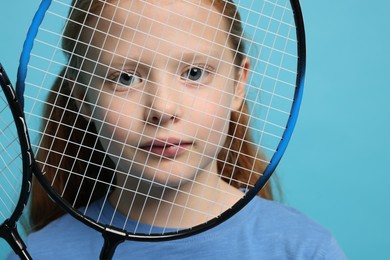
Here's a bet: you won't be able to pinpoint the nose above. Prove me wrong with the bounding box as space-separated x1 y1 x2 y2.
144 79 181 126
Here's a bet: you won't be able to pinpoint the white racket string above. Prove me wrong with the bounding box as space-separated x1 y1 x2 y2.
0 96 23 221
22 0 300 235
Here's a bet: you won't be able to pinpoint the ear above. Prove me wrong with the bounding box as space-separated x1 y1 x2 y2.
231 57 250 111
66 70 93 119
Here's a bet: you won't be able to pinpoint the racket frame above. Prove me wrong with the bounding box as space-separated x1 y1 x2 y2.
0 64 33 260
15 0 306 258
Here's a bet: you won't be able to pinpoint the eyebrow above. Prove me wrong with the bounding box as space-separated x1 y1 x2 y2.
94 40 231 74
179 49 226 63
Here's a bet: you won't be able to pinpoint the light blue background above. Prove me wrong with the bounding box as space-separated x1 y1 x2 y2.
0 0 389 259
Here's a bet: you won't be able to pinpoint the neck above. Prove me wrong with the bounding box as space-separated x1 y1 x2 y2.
108 163 243 229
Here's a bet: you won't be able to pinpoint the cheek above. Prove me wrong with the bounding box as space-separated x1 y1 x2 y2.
191 94 233 143
91 95 142 144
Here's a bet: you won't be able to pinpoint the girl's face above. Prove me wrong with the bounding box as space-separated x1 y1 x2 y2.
75 0 248 189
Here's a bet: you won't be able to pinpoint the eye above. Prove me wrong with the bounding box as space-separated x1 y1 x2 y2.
117 72 141 87
182 67 209 82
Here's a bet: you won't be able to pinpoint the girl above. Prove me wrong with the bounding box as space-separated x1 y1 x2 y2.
12 0 346 258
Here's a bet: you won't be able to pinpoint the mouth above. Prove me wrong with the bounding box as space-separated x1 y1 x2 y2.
139 138 193 158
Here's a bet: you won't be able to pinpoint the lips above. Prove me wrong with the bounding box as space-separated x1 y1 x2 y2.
139 138 192 158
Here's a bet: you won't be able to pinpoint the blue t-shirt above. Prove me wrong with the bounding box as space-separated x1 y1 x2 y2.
9 197 346 259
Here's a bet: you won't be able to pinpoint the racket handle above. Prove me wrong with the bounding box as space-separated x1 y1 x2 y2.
0 221 32 260
100 227 126 260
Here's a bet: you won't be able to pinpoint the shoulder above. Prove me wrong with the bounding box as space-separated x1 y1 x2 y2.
248 196 326 231
20 210 103 259
218 197 347 259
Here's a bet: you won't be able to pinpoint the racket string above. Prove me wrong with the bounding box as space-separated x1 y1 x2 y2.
0 86 24 221
22 0 301 236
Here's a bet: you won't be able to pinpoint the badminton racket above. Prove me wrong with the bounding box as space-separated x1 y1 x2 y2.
0 63 33 260
16 0 305 258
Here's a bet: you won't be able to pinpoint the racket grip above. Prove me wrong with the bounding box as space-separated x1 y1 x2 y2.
100 227 126 260
0 221 32 260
